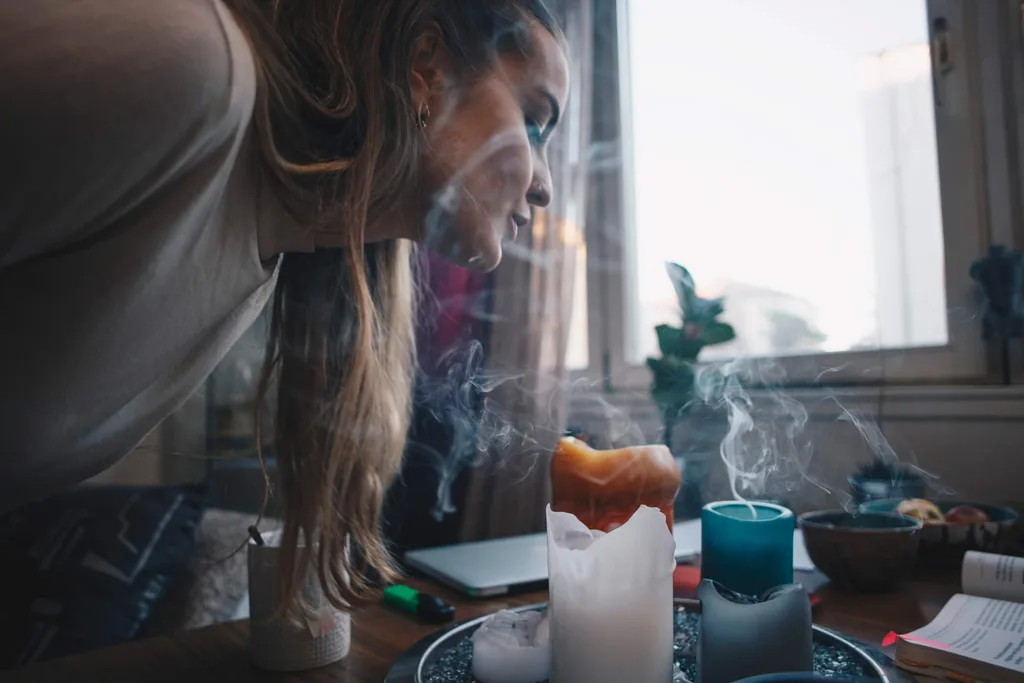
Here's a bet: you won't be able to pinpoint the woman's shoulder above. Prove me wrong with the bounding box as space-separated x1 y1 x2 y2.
2 0 256 137
0 0 258 266
133 0 259 144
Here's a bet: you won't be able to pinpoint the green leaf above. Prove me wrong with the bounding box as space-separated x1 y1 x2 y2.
665 262 696 313
655 324 705 360
654 325 683 356
701 321 736 346
647 356 686 380
647 357 696 413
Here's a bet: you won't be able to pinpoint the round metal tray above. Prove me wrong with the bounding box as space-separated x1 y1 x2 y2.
385 601 913 683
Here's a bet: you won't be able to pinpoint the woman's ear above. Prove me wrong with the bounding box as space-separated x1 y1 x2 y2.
410 23 453 107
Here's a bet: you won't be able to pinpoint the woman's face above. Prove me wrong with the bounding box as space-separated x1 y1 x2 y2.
414 20 570 271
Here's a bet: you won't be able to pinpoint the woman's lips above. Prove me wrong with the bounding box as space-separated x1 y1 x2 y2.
510 213 529 241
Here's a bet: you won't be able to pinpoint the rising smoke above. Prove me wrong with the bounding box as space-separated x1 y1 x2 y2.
414 336 949 521
412 340 518 520
414 260 945 519
411 339 646 521
693 357 945 511
694 359 822 506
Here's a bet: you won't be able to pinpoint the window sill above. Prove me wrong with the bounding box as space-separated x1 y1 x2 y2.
567 383 1024 422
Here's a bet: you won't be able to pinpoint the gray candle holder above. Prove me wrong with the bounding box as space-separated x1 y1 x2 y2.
697 579 813 683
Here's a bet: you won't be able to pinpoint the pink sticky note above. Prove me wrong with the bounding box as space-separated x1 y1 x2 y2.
903 634 951 649
883 631 951 650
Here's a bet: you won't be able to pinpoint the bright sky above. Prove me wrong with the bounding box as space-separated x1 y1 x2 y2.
626 0 934 352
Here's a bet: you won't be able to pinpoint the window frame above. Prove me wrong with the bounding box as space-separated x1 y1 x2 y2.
570 0 1014 391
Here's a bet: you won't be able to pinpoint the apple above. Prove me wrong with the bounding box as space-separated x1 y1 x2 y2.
944 505 990 524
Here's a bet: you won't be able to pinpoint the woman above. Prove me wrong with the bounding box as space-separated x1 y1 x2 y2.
0 0 569 612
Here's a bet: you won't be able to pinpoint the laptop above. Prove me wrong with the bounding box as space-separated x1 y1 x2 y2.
403 519 705 597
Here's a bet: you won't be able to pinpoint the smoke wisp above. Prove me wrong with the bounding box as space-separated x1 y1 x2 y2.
693 357 947 511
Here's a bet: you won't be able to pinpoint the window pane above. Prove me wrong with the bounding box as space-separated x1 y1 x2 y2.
566 240 590 370
624 0 948 364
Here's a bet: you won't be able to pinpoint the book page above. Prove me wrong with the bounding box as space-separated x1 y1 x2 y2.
903 594 1024 673
963 551 1024 603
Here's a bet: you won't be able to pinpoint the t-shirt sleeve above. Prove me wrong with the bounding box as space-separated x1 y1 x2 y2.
0 0 256 269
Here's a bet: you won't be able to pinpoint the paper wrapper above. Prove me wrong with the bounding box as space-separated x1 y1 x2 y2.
247 530 351 671
546 504 675 683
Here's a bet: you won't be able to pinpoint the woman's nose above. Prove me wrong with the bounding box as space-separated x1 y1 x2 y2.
527 168 552 208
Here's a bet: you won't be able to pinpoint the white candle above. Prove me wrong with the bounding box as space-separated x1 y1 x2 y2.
471 609 551 683
546 504 676 683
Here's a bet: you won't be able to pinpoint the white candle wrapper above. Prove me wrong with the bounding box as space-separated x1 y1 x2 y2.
247 530 351 671
472 609 551 683
547 504 675 683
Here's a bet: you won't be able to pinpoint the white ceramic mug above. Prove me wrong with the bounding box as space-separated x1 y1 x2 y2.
247 529 351 671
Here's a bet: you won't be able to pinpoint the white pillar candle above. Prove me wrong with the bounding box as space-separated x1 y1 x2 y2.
546 504 676 683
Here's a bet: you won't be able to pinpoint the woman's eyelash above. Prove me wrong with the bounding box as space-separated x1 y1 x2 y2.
525 117 546 144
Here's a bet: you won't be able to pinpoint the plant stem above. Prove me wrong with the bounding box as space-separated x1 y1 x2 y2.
663 407 676 451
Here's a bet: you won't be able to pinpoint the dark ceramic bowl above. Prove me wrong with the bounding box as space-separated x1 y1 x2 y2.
798 510 922 592
858 498 1019 566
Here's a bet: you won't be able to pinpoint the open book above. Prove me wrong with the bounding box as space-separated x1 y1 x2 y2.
894 551 1024 683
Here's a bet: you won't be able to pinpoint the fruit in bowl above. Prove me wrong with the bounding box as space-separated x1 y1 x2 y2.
943 505 990 524
895 498 944 524
860 498 1018 565
894 499 992 525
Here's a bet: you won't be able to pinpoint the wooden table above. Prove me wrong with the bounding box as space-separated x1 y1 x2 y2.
5 575 958 683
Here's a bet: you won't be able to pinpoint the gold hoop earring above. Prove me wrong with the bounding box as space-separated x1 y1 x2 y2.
418 102 430 130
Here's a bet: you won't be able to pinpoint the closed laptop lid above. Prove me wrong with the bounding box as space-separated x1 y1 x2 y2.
403 519 704 596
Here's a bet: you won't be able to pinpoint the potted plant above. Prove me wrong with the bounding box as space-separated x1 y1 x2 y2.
848 457 927 504
646 263 737 517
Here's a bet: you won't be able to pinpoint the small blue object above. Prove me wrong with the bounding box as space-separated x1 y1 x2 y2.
701 501 794 596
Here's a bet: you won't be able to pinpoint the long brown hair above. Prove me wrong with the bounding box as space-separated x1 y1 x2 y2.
221 0 562 612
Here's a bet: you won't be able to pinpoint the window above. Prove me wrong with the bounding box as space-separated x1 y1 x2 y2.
568 0 997 386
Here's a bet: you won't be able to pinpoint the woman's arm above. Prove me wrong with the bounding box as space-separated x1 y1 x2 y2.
0 0 255 268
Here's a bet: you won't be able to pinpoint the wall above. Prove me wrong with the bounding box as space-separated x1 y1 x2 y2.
160 390 211 485
567 386 1024 512
86 427 164 486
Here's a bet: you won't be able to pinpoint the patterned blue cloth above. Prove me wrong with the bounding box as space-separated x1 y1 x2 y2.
0 484 205 668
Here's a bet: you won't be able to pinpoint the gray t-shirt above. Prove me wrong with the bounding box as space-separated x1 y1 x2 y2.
0 0 278 510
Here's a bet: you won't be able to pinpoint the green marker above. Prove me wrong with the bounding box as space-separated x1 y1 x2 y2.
383 585 455 624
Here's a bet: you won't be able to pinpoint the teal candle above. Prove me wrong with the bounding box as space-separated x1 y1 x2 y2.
701 501 794 596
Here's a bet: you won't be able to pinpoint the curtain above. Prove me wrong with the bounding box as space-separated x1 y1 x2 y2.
460 0 594 540
384 252 489 552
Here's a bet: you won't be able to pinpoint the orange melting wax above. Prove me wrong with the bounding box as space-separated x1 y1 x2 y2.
550 437 681 532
